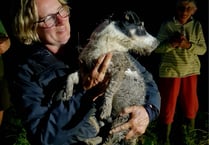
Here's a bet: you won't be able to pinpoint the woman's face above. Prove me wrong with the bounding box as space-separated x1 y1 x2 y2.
35 0 71 52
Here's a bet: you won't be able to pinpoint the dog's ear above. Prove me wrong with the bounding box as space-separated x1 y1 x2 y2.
124 11 142 25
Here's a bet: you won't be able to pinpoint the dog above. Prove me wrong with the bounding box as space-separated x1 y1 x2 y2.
64 11 159 145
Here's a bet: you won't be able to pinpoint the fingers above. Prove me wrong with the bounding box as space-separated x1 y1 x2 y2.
98 52 112 73
110 123 145 139
94 54 106 71
125 130 139 140
84 53 112 90
109 122 130 134
125 127 144 140
110 105 149 140
120 105 139 115
92 53 112 82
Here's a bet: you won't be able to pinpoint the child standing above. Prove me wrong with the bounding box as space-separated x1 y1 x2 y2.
154 0 207 144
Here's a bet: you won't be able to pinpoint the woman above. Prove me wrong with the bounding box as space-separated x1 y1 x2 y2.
5 0 161 144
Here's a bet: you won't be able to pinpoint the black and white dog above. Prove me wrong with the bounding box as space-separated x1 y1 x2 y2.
64 11 159 145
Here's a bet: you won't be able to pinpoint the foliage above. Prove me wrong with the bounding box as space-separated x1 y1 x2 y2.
140 112 209 145
0 106 208 145
0 107 30 145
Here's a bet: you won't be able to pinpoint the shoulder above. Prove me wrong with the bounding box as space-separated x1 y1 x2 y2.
187 18 203 29
192 19 202 26
25 45 68 75
7 43 68 79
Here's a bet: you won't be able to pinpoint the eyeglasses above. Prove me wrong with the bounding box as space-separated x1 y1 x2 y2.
36 5 70 28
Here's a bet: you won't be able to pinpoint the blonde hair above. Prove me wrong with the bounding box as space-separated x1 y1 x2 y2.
176 0 197 8
13 0 68 45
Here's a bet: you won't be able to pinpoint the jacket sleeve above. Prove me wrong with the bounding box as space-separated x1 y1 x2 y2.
154 21 175 54
129 54 161 121
187 21 207 55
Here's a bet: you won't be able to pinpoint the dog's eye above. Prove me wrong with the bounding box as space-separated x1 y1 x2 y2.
138 21 144 27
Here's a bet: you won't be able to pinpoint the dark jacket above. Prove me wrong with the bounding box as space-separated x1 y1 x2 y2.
6 43 100 145
5 42 160 145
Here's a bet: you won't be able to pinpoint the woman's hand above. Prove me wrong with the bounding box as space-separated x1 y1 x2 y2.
110 105 150 140
82 52 112 101
82 52 112 90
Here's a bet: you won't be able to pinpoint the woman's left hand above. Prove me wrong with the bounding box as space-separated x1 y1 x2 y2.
82 53 112 90
110 105 150 140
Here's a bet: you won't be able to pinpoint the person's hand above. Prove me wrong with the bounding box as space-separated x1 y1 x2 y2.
109 105 149 140
0 37 10 54
178 36 191 49
81 52 112 101
169 33 191 49
82 52 112 90
169 32 182 48
85 73 111 101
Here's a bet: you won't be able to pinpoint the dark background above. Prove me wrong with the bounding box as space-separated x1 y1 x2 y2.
0 0 208 112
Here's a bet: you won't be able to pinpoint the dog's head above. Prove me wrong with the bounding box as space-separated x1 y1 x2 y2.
79 11 159 65
110 11 160 55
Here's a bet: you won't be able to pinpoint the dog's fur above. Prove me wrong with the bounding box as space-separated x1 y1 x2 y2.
64 11 159 145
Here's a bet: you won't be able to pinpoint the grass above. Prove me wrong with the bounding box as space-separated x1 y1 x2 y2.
141 111 209 145
0 106 208 145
